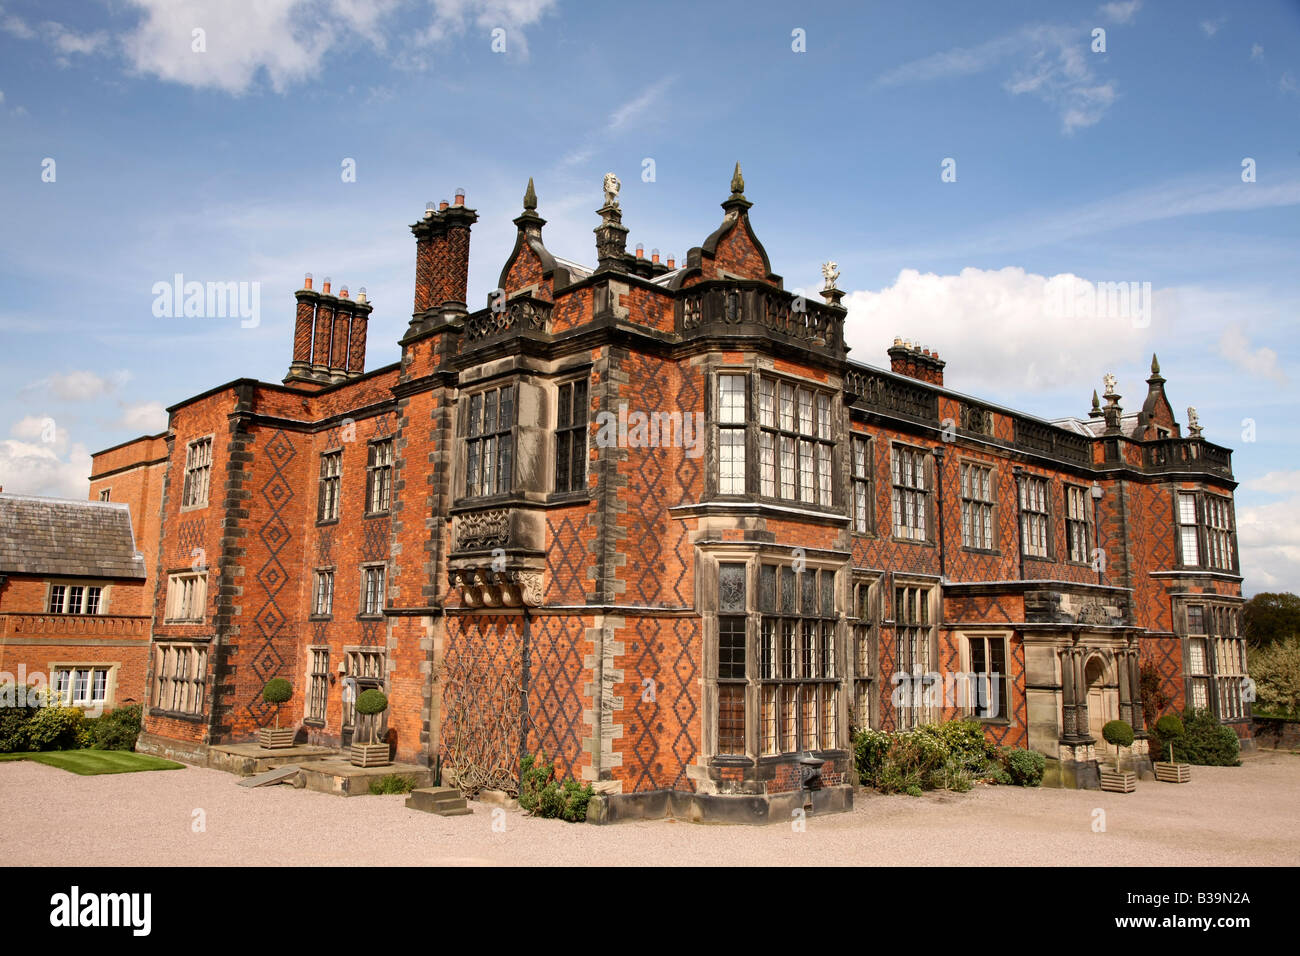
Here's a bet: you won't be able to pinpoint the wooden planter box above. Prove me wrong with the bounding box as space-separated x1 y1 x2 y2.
258 728 296 750
350 742 391 768
1154 762 1191 784
1099 768 1137 793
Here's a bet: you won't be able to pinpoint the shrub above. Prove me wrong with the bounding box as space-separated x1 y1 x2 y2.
92 705 142 752
25 706 90 751
368 773 418 795
1000 747 1046 787
354 689 388 746
0 686 39 753
518 752 594 822
989 767 1013 786
1248 636 1300 717
1177 708 1241 766
853 719 996 794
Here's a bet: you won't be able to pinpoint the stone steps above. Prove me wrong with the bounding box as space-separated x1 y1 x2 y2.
405 786 471 816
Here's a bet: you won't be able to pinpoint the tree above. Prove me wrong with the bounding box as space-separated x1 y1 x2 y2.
1243 592 1300 648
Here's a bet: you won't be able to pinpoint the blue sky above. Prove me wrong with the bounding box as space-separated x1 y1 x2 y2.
0 0 1297 592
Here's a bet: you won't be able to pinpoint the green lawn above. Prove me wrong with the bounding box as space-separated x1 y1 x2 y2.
0 750 184 775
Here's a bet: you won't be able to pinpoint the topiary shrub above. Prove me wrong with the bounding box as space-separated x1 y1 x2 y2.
92 705 143 752
355 689 388 745
1177 708 1241 766
25 705 90 751
1102 719 1135 769
1153 713 1186 762
261 678 293 729
1000 747 1046 786
518 752 594 822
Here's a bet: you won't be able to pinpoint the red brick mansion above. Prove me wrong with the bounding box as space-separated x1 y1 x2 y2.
91 167 1249 821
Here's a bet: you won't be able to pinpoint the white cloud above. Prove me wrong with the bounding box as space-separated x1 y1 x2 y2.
26 369 132 401
1200 18 1224 38
1282 72 1297 95
1243 471 1300 496
118 401 168 433
1251 43 1264 60
608 77 674 131
1 14 35 40
1237 491 1300 593
1218 324 1287 384
113 0 555 93
841 266 1153 393
875 21 1127 134
0 438 92 499
2 13 105 55
1100 1 1140 24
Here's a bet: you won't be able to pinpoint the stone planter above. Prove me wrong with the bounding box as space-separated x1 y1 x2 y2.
1099 768 1137 793
350 742 391 768
258 727 296 750
1154 761 1191 784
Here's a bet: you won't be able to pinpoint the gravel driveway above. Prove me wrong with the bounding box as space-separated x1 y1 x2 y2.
4 750 1297 866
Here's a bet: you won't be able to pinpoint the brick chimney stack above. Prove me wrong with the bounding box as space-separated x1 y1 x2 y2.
284 274 373 385
410 190 478 327
888 337 946 387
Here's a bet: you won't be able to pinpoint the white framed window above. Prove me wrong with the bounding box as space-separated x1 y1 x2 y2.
47 583 105 615
52 666 110 707
1177 492 1200 566
153 643 207 715
891 445 930 541
182 437 213 509
960 462 994 550
964 635 1009 720
98 489 111 502
313 569 334 617
307 647 329 722
894 583 936 729
366 440 393 513
318 451 342 521
851 436 872 534
1020 475 1049 557
1204 495 1234 571
1066 484 1090 563
717 373 747 495
164 572 207 622
361 565 385 616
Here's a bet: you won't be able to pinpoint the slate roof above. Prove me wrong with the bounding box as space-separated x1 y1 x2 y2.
0 493 147 579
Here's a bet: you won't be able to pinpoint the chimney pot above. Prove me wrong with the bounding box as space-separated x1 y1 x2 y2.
340 285 349 299
322 276 332 295
651 247 660 263
304 272 313 290
635 243 644 258
439 199 449 211
454 187 465 205
425 201 435 218
357 286 367 304
667 256 676 268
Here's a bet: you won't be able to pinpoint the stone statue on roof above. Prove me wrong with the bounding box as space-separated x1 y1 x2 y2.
602 172 621 209
821 261 840 290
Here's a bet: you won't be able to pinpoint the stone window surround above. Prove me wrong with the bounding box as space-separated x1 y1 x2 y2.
1174 488 1237 574
697 543 851 767
179 433 215 513
889 440 935 545
162 569 207 624
48 661 121 710
957 456 998 554
1173 595 1248 723
706 363 842 513
956 630 1012 725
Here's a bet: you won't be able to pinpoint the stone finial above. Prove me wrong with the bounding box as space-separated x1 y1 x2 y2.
1187 406 1203 438
1089 389 1103 418
1103 372 1118 398
730 162 745 196
1151 353 1160 375
523 176 537 211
